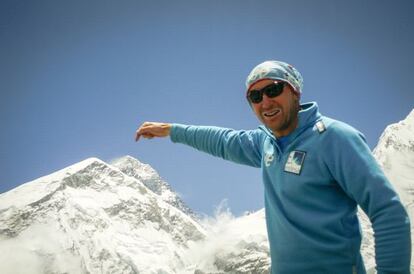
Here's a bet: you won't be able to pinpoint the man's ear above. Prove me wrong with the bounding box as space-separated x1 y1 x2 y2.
289 88 301 111
294 92 301 101
288 86 300 100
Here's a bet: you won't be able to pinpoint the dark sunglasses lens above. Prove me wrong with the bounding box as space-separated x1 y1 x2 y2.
248 82 284 104
265 82 284 98
248 90 262 103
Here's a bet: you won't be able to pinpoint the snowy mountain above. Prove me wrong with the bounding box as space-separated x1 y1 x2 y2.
111 156 198 220
0 158 205 274
373 109 414 211
356 109 414 273
0 156 269 274
185 207 270 274
371 109 414 272
0 109 413 274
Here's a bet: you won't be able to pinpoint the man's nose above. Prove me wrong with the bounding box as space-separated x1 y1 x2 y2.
261 93 274 106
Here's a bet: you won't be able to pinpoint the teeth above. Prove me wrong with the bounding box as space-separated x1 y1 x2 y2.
264 109 280 117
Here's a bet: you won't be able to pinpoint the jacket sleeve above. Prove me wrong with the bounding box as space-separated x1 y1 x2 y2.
323 124 411 274
169 124 263 168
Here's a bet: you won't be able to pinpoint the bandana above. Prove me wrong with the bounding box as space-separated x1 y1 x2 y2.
246 60 304 94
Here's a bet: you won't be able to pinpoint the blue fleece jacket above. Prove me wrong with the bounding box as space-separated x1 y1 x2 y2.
170 102 411 274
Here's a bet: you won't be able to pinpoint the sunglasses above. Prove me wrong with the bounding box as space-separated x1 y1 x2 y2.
247 81 285 104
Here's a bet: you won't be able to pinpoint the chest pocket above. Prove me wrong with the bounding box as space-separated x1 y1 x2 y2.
284 150 307 175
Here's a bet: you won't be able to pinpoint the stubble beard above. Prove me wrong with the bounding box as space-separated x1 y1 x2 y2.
269 98 300 136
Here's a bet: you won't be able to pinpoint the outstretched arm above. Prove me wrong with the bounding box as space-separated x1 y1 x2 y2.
135 122 263 168
168 124 263 168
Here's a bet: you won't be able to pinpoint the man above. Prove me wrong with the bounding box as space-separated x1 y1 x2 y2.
135 60 411 274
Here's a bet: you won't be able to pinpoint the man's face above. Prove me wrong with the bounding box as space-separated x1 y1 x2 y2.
248 79 300 137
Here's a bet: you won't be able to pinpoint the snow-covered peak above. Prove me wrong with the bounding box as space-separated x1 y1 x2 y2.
374 109 414 155
111 155 169 196
0 157 106 210
111 155 160 182
0 156 205 274
111 155 198 220
405 108 414 124
373 108 414 208
0 155 271 273
368 108 414 273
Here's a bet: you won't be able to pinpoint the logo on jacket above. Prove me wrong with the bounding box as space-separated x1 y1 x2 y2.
284 151 306 175
264 152 275 167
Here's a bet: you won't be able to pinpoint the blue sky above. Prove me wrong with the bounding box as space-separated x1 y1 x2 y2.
1 0 413 216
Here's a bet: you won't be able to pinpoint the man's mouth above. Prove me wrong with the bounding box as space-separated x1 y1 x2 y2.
263 109 281 118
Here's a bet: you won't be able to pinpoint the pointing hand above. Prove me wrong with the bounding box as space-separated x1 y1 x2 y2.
135 122 172 142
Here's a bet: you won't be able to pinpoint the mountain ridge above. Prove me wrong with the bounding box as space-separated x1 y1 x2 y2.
0 157 206 273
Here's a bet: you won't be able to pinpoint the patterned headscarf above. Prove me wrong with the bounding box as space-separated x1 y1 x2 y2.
246 60 304 95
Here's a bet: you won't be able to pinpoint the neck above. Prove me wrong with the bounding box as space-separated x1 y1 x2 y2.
273 117 299 138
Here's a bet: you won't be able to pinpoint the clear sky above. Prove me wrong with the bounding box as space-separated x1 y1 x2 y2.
1 0 413 216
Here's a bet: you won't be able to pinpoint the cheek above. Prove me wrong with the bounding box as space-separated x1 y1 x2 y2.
251 104 260 114
251 105 264 119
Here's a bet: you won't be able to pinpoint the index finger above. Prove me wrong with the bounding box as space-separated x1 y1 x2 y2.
135 126 146 142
